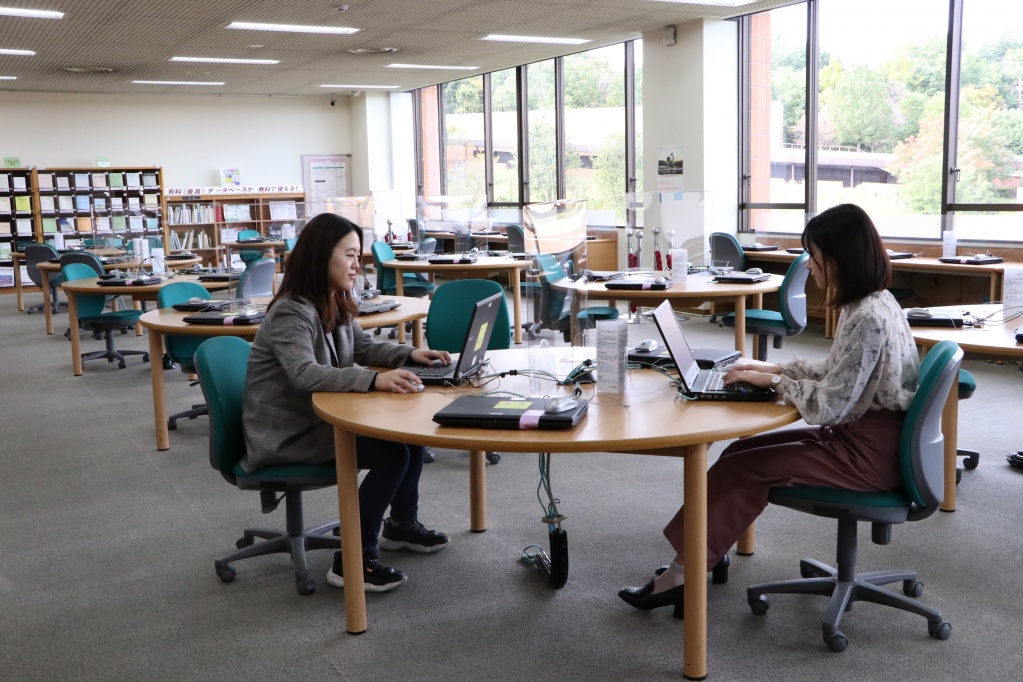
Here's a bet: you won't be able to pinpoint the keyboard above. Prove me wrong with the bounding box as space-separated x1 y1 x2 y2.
415 363 451 377
704 373 725 391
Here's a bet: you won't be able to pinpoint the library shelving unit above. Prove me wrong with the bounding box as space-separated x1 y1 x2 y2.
1 168 39 293
38 166 165 249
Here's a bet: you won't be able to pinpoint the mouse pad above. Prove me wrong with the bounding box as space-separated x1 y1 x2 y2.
433 395 587 430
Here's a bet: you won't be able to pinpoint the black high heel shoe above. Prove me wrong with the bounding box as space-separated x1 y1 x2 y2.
654 554 730 584
617 581 686 619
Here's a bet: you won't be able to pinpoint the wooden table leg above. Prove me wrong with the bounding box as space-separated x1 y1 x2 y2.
334 427 367 634
43 270 55 335
732 295 746 356
411 319 424 348
511 268 522 344
737 523 755 556
394 277 407 345
148 329 170 451
13 256 25 311
469 449 487 532
134 300 144 336
940 376 959 512
682 443 708 681
68 291 83 376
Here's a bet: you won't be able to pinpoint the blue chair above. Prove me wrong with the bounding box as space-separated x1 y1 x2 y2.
158 282 214 431
532 253 619 342
709 233 746 323
747 340 961 652
722 253 810 360
371 241 436 298
60 262 150 369
236 229 264 267
194 337 340 596
236 258 276 299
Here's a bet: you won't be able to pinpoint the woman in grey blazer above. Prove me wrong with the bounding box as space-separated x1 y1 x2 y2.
243 213 451 592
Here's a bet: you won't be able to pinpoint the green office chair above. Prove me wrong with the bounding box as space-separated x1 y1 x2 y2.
236 229 264 267
284 237 297 252
708 232 746 323
60 263 150 369
423 279 511 465
531 253 619 342
721 253 810 361
157 282 214 430
747 339 961 652
371 241 436 339
194 336 341 596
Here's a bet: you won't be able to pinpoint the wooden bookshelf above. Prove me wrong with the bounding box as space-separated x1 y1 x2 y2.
1 168 40 292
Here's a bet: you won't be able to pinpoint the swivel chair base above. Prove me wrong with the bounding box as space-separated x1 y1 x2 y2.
214 490 341 596
168 404 209 430
80 329 150 370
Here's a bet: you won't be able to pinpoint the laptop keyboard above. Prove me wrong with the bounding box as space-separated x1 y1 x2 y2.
415 364 453 377
704 372 725 391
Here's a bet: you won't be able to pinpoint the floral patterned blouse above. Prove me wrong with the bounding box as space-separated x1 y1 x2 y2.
775 290 920 426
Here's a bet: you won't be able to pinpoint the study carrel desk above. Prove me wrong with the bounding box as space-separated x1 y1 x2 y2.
312 348 799 680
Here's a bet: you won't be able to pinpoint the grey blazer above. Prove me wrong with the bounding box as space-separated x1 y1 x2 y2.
241 295 413 472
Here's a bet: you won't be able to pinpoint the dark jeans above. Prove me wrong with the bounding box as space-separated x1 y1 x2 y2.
355 436 424 554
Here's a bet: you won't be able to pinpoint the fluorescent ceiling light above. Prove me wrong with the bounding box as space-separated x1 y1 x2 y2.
171 56 279 65
226 21 359 35
319 84 399 89
480 34 590 45
132 80 225 86
0 8 64 19
0 49 35 56
0 75 16 80
386 63 478 71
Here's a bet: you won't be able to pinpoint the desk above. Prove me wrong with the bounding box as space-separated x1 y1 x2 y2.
138 296 430 451
312 348 799 680
910 304 1023 512
10 248 126 312
37 256 202 335
385 256 529 344
557 273 784 357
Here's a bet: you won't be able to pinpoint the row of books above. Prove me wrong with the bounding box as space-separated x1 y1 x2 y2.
169 230 213 250
168 203 217 225
39 215 160 234
1 219 34 236
0 174 30 192
33 194 160 213
37 172 158 191
0 196 33 213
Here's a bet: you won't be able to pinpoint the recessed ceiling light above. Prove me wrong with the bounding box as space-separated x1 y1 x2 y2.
386 63 478 71
0 75 16 80
346 47 399 54
132 80 225 86
0 8 64 19
226 21 359 35
480 34 590 45
63 66 115 73
171 56 280 65
319 84 399 89
0 49 35 56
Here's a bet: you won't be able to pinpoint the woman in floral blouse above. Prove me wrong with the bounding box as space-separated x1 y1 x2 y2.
619 203 920 616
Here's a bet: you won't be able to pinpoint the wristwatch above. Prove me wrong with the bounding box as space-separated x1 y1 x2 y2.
771 374 783 386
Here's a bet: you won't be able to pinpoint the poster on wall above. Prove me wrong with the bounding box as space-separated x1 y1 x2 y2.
302 154 351 217
220 167 242 187
657 145 685 192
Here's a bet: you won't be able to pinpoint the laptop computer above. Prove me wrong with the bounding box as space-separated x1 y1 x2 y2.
650 300 776 401
742 244 779 251
433 395 587 430
404 291 502 386
713 272 771 284
886 250 915 260
172 299 231 312
905 310 964 328
95 275 162 286
182 310 264 325
428 253 478 265
605 276 672 291
937 255 1004 265
358 299 401 316
198 271 242 282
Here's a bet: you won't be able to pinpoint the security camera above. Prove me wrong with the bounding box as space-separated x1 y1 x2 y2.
330 96 336 106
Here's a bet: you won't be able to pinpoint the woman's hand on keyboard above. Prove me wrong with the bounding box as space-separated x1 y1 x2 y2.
410 348 451 366
723 368 776 389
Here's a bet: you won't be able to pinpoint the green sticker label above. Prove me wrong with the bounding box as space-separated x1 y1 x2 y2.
474 321 489 351
3 158 20 168
494 400 532 410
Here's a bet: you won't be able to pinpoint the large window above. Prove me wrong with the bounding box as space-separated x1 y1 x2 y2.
490 68 520 204
443 76 486 204
527 60 557 203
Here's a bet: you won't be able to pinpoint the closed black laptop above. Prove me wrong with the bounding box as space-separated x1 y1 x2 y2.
172 299 230 312
713 272 771 284
95 276 162 286
742 244 778 251
433 395 587 430
198 271 242 282
651 300 775 402
358 299 401 315
886 250 915 260
404 291 501 385
182 310 264 325
428 253 478 265
937 255 1004 265
605 276 672 291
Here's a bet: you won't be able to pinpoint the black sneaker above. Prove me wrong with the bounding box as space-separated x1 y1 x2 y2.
379 518 450 553
326 551 407 593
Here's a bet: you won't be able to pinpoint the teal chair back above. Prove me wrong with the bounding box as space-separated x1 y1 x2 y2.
158 282 213 371
284 237 297 252
125 237 163 251
426 279 511 353
505 224 528 253
535 252 571 325
371 241 398 293
236 258 276 299
778 253 810 330
61 262 107 318
195 337 251 483
237 230 263 266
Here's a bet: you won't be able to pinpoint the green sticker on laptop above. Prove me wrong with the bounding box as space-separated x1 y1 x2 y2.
493 400 533 410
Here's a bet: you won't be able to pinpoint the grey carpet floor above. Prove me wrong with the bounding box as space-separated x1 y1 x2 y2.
2 295 1022 681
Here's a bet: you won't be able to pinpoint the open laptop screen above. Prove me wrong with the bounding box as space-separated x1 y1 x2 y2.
650 300 701 390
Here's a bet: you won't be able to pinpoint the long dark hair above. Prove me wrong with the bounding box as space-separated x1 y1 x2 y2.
801 204 891 308
271 213 362 331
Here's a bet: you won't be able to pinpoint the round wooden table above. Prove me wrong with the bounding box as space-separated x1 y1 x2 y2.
312 348 799 680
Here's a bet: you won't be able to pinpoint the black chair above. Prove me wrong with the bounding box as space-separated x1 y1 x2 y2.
61 263 150 369
24 243 66 314
194 336 340 596
746 340 961 652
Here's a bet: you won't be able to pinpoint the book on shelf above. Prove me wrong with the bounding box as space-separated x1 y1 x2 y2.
111 216 127 233
0 197 10 213
143 194 158 207
0 243 11 259
92 173 107 188
142 174 157 188
110 196 124 210
58 195 74 211
94 216 111 233
13 176 27 191
94 197 106 211
144 217 159 232
74 195 90 211
42 218 58 233
108 172 124 188
220 227 239 243
128 215 143 232
64 238 83 249
74 173 90 189
37 174 54 190
126 172 142 188
16 218 33 235
39 195 55 212
56 176 71 190
0 221 11 235
78 217 93 233
127 196 140 210
222 204 252 221
14 196 31 212
269 201 298 220
0 174 8 191
0 266 14 288
58 217 75 233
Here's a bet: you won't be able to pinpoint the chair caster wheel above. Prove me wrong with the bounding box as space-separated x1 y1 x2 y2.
162 354 176 370
143 353 150 363
120 328 128 335
236 536 254 549
903 580 923 597
486 451 501 465
964 454 979 469
711 554 729 584
118 361 127 369
824 631 848 652
216 565 236 583
955 466 962 485
423 449 436 463
748 594 769 615
928 620 951 640
168 420 177 431
297 577 317 596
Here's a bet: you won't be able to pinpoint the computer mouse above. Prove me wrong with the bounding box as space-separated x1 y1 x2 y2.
188 296 207 304
746 268 763 275
906 308 932 318
635 338 659 353
973 253 986 260
886 249 896 256
408 382 425 392
753 242 764 248
544 397 579 414
239 307 259 317
653 276 667 284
